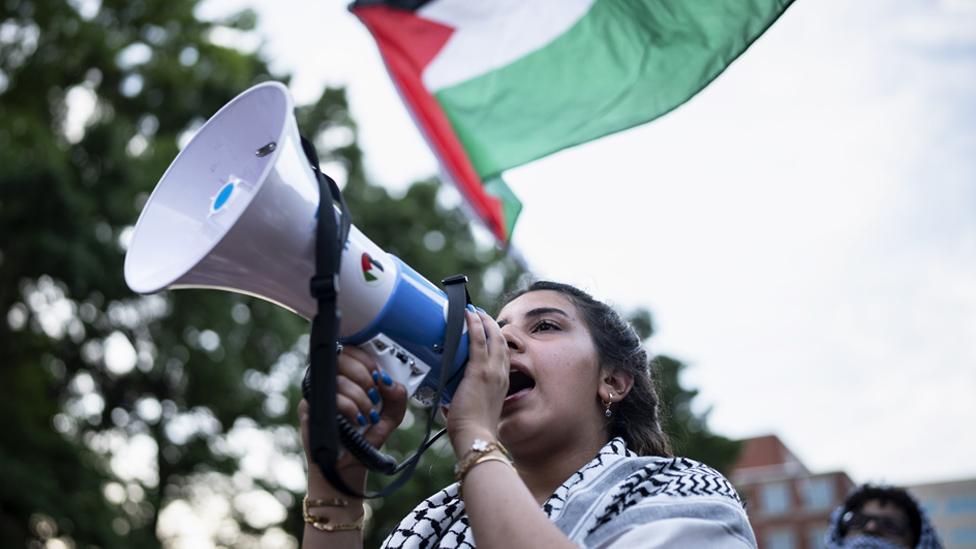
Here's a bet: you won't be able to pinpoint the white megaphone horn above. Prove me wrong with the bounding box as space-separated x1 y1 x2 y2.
123 81 467 406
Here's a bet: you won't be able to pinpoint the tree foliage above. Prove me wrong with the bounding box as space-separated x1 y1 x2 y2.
1 1 736 547
627 310 741 474
1 0 299 546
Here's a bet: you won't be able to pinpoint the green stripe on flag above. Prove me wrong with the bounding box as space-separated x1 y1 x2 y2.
435 0 791 179
483 176 523 240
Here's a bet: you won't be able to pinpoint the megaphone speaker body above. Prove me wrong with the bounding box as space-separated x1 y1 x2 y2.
124 82 466 405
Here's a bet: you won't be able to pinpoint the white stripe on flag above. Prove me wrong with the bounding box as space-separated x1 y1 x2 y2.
419 0 596 90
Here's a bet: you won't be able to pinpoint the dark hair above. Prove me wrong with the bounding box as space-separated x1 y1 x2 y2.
501 281 672 457
841 484 922 547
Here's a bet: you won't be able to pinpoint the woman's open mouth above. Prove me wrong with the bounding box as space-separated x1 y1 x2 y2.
504 368 536 403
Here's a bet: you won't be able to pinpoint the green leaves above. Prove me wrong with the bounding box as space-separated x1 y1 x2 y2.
652 354 741 474
1 0 285 545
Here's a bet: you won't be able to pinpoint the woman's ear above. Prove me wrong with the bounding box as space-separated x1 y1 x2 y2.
598 369 634 403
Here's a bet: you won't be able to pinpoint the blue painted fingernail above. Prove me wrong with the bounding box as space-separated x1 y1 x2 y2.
356 413 367 426
382 372 393 386
369 410 380 424
368 388 380 404
372 371 380 384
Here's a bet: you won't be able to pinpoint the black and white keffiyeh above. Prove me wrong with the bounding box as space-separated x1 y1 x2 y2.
381 437 755 548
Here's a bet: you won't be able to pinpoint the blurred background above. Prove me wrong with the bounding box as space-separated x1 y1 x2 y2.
1 0 974 548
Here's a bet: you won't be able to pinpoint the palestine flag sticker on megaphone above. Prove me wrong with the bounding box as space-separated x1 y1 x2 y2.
361 253 384 283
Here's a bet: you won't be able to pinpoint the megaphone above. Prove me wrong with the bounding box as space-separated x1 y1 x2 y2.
123 81 468 406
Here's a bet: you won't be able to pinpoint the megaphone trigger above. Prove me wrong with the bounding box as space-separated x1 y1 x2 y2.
362 335 431 398
334 334 434 436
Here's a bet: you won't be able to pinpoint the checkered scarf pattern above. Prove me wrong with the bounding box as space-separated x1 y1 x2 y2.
380 437 750 548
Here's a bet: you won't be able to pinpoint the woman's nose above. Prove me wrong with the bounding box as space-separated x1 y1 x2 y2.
501 326 524 353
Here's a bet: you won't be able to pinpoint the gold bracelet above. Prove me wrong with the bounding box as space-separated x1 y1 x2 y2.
304 512 365 532
303 495 349 510
303 495 365 532
458 454 516 498
453 438 513 481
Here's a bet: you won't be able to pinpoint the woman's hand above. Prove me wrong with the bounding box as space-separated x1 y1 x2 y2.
446 310 511 456
299 345 408 496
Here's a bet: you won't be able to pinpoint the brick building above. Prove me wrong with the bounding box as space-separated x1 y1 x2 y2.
731 434 976 548
731 435 854 549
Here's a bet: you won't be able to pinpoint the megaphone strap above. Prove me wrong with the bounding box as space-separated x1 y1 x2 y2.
304 134 345 492
301 134 472 499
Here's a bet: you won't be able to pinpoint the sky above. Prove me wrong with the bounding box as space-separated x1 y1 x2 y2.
197 0 976 487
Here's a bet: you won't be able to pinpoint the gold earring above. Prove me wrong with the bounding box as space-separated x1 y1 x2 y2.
603 391 614 418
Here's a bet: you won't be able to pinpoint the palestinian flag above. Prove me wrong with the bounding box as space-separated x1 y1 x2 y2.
351 0 793 243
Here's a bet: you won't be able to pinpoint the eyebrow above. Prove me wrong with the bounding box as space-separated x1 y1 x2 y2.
497 307 570 329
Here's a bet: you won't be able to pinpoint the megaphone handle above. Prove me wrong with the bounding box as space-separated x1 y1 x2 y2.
301 364 397 473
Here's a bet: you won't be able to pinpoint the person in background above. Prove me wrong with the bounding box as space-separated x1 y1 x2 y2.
825 484 943 549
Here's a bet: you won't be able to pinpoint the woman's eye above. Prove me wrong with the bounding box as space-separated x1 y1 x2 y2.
533 320 560 332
